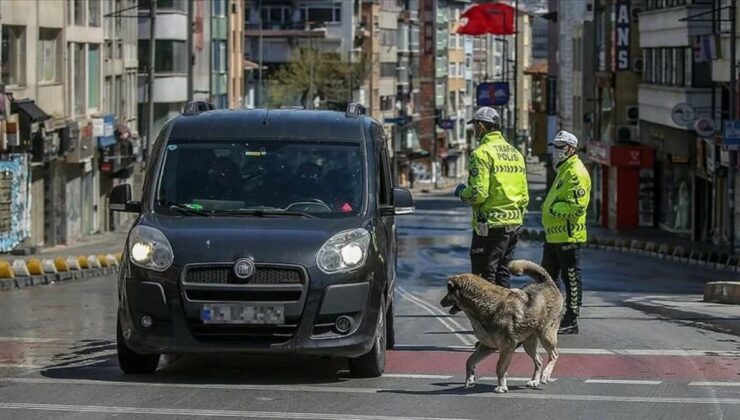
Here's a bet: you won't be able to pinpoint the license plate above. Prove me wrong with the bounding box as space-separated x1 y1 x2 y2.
200 304 285 325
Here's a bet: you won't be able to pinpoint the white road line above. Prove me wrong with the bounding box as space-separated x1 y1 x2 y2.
689 382 740 387
396 287 472 338
585 379 663 385
393 344 740 357
0 363 43 369
0 337 62 343
396 287 474 346
3 378 740 405
479 377 554 382
383 374 453 380
0 402 472 420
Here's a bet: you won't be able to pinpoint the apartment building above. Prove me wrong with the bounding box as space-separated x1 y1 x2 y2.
0 0 140 251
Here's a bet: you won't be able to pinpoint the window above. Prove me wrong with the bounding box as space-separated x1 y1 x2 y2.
73 43 86 115
89 0 101 26
213 0 226 17
380 63 396 78
1 25 26 86
38 29 60 83
410 26 420 51
380 29 396 46
138 40 188 73
301 3 342 24
684 47 692 87
213 40 227 73
380 96 394 111
156 0 187 12
88 44 100 109
260 6 291 28
449 63 456 77
73 0 85 26
665 48 674 85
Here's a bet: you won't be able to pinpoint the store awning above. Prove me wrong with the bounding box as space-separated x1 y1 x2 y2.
11 99 50 123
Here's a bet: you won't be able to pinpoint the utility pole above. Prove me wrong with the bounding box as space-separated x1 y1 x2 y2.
187 0 193 101
513 0 519 150
147 0 156 160
258 0 264 108
728 0 737 255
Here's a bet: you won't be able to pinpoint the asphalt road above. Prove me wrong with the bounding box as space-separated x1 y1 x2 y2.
0 194 738 420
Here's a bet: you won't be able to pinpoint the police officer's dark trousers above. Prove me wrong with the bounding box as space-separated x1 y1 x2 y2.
470 226 520 288
541 242 582 319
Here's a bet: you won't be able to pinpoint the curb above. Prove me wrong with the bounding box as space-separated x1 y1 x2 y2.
0 259 120 292
519 227 739 273
704 281 740 305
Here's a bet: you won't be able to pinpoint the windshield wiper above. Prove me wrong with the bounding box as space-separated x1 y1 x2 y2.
214 208 316 219
156 200 213 216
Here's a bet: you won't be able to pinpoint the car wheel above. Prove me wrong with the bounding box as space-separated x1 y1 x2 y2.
117 315 160 374
349 296 387 378
385 298 395 350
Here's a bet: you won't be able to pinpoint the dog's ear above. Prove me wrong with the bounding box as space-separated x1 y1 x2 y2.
447 279 459 292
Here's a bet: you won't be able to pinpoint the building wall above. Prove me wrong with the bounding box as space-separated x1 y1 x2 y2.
557 0 588 132
228 0 245 108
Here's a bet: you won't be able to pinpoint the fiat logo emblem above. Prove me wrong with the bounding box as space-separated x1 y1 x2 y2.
234 259 255 279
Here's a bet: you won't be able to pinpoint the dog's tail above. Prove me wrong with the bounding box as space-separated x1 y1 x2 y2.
508 260 556 285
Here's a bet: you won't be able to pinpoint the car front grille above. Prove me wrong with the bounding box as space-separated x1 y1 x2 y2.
184 265 304 285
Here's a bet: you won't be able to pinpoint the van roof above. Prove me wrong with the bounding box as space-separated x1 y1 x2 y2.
168 108 372 142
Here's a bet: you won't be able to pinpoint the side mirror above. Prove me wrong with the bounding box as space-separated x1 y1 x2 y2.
109 184 142 213
392 188 414 215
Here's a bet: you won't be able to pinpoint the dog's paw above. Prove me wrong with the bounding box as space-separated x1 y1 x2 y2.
465 375 476 389
493 385 509 393
526 380 540 388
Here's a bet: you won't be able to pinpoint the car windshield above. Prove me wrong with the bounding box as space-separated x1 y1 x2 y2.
156 139 365 217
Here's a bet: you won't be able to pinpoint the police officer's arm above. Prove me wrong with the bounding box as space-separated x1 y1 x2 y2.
460 152 489 204
550 173 590 219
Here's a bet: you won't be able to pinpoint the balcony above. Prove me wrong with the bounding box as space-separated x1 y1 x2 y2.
244 21 330 39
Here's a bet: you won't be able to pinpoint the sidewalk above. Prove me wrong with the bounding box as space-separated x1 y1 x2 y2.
3 232 127 261
623 294 740 336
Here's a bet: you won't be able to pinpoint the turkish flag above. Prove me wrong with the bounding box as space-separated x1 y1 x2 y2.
457 2 515 36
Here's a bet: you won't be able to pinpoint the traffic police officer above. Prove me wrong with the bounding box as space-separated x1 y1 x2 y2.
454 107 529 288
541 130 591 334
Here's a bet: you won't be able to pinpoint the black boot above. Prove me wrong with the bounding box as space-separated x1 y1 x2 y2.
558 315 579 335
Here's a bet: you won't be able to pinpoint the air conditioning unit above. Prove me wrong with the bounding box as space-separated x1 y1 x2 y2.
617 125 639 142
633 58 644 73
625 105 639 123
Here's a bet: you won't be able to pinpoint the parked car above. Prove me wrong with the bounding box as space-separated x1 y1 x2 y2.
110 102 414 377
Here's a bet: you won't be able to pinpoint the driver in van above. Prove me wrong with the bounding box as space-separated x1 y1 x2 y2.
202 157 243 201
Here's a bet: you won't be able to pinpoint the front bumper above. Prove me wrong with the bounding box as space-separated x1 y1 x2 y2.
118 262 384 358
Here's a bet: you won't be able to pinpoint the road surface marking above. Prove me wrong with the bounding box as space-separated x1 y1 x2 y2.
396 287 474 346
409 210 469 216
0 363 43 369
383 374 453 380
0 403 472 420
393 344 740 357
689 382 740 387
0 337 62 343
479 377 553 382
585 379 663 385
4 378 740 405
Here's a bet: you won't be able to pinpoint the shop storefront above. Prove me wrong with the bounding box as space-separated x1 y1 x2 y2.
587 141 655 231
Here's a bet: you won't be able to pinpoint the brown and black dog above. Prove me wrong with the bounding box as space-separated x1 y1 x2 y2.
440 260 562 393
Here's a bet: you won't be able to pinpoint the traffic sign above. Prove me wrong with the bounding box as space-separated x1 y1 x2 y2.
438 119 454 130
723 119 740 150
671 103 695 127
476 82 510 106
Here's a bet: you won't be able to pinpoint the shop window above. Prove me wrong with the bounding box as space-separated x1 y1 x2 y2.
659 165 692 233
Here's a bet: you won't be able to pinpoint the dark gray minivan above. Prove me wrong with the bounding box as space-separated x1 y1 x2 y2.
109 103 414 377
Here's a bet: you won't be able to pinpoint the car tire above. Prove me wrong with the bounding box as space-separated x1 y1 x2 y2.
117 315 160 374
385 298 395 350
349 296 387 378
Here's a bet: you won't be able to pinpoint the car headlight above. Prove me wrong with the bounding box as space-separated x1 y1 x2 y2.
128 225 174 271
317 228 371 274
